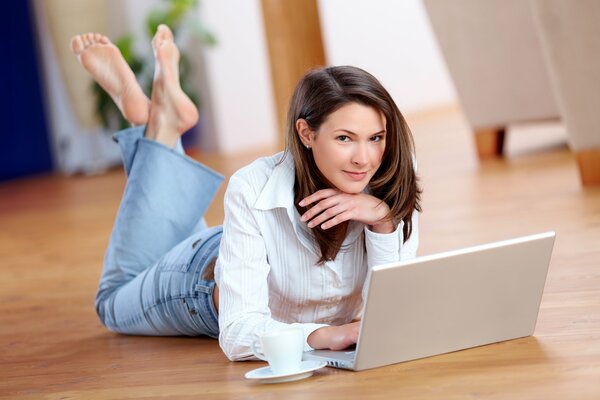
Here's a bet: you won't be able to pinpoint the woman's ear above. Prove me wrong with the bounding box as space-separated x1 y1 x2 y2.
296 119 314 148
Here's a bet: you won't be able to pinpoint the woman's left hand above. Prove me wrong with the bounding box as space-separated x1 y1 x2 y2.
299 188 395 234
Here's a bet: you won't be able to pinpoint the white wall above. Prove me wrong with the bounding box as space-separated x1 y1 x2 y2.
196 0 278 154
317 0 456 114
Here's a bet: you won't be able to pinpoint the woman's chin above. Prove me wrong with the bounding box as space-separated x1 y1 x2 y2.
332 182 368 194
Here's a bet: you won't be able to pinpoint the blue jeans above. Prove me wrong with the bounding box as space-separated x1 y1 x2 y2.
95 126 223 338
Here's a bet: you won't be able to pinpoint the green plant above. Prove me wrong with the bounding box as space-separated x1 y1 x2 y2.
93 0 216 131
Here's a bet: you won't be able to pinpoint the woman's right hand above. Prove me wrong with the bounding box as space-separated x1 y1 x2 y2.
307 322 360 351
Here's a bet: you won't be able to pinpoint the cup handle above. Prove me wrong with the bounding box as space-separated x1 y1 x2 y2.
251 339 268 361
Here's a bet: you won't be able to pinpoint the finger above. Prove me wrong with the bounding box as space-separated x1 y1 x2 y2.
299 188 340 207
307 204 347 228
320 210 353 230
301 195 342 222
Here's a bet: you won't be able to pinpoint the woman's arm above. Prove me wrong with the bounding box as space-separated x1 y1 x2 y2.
300 188 419 264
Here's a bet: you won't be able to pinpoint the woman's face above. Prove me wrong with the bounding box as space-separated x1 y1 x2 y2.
298 102 387 194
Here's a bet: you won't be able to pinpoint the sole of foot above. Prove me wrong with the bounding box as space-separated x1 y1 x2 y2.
70 32 150 126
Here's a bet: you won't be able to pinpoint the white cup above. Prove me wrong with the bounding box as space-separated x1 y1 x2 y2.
251 327 304 375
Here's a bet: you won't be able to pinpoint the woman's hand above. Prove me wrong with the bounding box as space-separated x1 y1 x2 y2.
307 322 360 351
299 189 395 233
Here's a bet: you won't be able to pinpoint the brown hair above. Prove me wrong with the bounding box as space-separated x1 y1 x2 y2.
282 66 422 264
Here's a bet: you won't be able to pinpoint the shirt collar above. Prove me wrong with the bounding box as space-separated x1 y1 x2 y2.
254 152 319 254
254 151 295 211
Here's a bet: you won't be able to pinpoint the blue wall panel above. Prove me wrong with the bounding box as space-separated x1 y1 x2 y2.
0 0 53 181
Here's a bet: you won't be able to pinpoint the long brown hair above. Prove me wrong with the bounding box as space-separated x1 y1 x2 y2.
282 66 422 264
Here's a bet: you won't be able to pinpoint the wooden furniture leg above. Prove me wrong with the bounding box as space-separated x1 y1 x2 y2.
575 148 600 187
474 128 506 159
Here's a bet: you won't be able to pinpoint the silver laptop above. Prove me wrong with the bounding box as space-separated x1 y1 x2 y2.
304 231 555 371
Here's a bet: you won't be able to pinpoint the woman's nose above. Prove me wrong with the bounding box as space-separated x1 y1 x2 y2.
351 144 368 166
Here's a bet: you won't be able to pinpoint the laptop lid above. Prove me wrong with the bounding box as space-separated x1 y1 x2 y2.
350 231 555 370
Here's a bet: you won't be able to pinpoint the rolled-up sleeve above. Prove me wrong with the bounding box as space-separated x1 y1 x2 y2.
365 223 402 268
400 209 419 260
215 175 327 361
364 209 419 268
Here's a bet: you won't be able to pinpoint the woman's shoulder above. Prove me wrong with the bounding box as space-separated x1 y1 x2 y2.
228 151 290 194
231 151 286 180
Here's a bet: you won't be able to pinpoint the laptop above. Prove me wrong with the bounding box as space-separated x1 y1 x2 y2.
303 231 556 371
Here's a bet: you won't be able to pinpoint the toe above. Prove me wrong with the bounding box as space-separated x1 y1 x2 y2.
151 25 173 53
162 25 174 41
70 35 84 54
85 32 94 45
156 24 174 42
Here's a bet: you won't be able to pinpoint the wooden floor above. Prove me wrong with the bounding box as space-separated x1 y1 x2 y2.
1 106 599 399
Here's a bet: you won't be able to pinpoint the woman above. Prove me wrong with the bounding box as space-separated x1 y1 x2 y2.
72 25 421 361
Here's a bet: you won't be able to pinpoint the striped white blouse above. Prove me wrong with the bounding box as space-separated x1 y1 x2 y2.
214 152 419 360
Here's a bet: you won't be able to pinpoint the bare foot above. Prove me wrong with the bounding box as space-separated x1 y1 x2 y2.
70 32 150 126
145 25 199 148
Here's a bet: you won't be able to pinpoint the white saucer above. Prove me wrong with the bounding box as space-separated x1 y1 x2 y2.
245 360 327 384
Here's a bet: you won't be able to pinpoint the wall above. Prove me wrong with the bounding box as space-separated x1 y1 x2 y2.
317 0 456 114
195 0 278 154
1 1 53 181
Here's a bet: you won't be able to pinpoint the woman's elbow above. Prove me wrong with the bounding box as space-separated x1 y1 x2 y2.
218 335 254 361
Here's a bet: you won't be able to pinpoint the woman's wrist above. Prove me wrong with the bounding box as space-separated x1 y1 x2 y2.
370 220 395 234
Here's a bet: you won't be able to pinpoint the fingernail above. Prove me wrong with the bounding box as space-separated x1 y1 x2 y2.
299 200 305 207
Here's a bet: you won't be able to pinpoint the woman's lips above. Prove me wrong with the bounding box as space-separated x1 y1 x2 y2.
343 170 368 181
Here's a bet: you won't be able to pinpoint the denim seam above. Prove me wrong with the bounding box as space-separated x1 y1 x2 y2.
197 290 219 337
156 264 189 272
189 229 222 277
204 281 219 329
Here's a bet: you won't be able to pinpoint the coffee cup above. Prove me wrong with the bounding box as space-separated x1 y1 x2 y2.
251 327 304 374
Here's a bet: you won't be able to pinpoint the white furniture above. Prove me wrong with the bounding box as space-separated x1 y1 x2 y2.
423 0 600 186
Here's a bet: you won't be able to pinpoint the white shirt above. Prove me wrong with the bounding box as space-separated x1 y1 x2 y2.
214 152 419 360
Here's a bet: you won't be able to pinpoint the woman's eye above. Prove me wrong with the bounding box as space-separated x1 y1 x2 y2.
337 135 350 142
371 135 383 142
